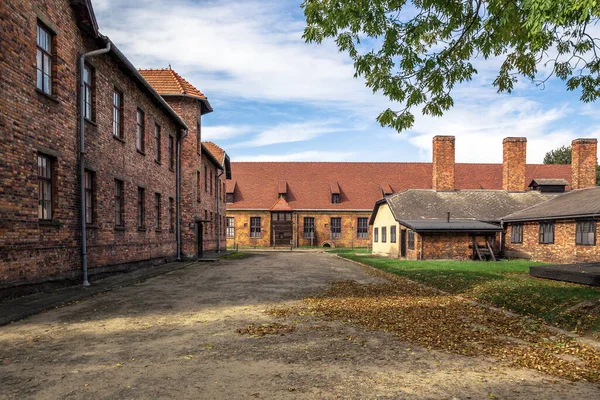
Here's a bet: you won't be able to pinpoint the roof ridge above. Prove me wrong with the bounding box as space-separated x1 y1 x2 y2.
168 69 185 94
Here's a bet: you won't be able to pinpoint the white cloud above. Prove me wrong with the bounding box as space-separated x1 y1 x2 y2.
230 120 344 148
202 125 251 141
236 151 356 162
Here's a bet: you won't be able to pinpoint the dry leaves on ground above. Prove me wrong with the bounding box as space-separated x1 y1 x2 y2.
237 323 295 336
267 275 600 383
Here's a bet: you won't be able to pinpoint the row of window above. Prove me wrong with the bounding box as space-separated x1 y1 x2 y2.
37 23 178 170
374 226 415 249
511 221 596 245
196 166 225 202
39 154 227 233
224 217 370 239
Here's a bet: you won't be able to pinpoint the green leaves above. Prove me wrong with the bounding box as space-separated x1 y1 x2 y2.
302 0 600 132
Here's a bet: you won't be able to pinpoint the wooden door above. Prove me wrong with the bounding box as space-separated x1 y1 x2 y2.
400 229 407 258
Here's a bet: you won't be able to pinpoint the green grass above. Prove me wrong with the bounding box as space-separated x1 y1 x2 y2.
219 252 249 260
325 248 371 253
335 251 600 336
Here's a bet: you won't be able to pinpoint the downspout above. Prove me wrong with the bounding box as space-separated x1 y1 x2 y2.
176 129 189 261
79 41 111 287
216 169 224 253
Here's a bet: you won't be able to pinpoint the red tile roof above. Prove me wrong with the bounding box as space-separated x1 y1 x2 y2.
138 68 207 99
278 180 287 194
203 141 226 165
269 197 294 211
227 162 573 210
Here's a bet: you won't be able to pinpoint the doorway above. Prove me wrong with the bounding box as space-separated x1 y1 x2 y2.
400 229 407 258
197 223 203 258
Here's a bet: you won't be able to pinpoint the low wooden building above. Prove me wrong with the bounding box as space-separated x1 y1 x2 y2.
503 186 600 264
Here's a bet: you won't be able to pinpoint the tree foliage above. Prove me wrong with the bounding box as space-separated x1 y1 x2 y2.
302 0 600 132
543 145 572 164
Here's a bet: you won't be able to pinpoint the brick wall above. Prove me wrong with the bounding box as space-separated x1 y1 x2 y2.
0 0 190 288
571 139 598 190
225 210 372 248
432 136 455 191
504 220 599 263
503 137 527 192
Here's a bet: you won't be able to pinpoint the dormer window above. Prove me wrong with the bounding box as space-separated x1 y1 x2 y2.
331 193 340 204
330 182 341 204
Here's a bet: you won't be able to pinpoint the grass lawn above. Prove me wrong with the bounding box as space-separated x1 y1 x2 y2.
334 251 600 336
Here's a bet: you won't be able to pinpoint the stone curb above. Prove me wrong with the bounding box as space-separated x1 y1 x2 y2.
333 254 600 350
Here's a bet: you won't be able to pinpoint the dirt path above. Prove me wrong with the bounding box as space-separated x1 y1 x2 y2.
1 252 599 399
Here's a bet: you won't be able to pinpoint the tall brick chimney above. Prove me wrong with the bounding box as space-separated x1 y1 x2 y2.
502 137 527 192
571 138 598 189
432 135 455 191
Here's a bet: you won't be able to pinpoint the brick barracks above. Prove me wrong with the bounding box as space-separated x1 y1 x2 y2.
0 0 230 295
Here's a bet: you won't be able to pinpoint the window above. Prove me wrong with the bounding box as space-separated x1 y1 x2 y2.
205 210 208 234
154 124 161 163
576 221 596 245
511 224 523 243
390 226 397 243
304 217 315 238
210 170 213 195
381 226 387 243
84 170 95 224
539 222 554 244
168 136 175 170
137 187 146 229
210 212 213 234
222 182 226 202
357 218 368 238
197 121 201 153
226 193 234 203
226 217 235 238
155 193 161 231
136 108 145 152
83 64 94 120
168 197 175 232
36 23 53 95
374 228 378 242
204 166 208 191
37 154 53 220
272 212 292 221
113 90 123 139
331 217 341 239
408 230 415 250
250 217 261 238
331 194 340 204
196 171 201 202
115 180 124 226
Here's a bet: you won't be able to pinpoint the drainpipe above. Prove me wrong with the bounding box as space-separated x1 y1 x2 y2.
176 129 189 261
79 41 111 287
216 169 224 253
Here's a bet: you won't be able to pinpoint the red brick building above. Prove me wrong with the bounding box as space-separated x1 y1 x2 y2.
226 136 572 249
0 0 228 294
503 140 599 264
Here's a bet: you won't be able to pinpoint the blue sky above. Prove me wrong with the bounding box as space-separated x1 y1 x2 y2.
93 0 600 164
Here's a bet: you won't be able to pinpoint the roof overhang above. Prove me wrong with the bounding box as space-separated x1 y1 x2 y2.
503 213 600 223
70 0 99 36
399 219 503 233
160 94 213 115
201 144 224 170
223 154 232 179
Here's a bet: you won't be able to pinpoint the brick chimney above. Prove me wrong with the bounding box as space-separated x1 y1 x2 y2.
502 137 527 192
432 136 455 191
571 138 598 189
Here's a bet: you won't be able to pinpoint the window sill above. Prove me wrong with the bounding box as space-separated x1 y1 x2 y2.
113 135 126 144
137 227 147 232
576 243 596 246
86 224 99 230
155 160 162 166
39 219 61 227
114 226 126 231
35 88 59 103
84 118 97 127
137 149 146 156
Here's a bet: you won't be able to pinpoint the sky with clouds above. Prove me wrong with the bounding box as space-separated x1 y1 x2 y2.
93 0 600 164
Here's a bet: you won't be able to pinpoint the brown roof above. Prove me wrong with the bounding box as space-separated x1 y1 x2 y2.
503 187 600 222
203 142 226 165
226 180 237 194
380 189 558 223
278 180 287 194
228 162 572 210
269 197 294 211
138 68 207 99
